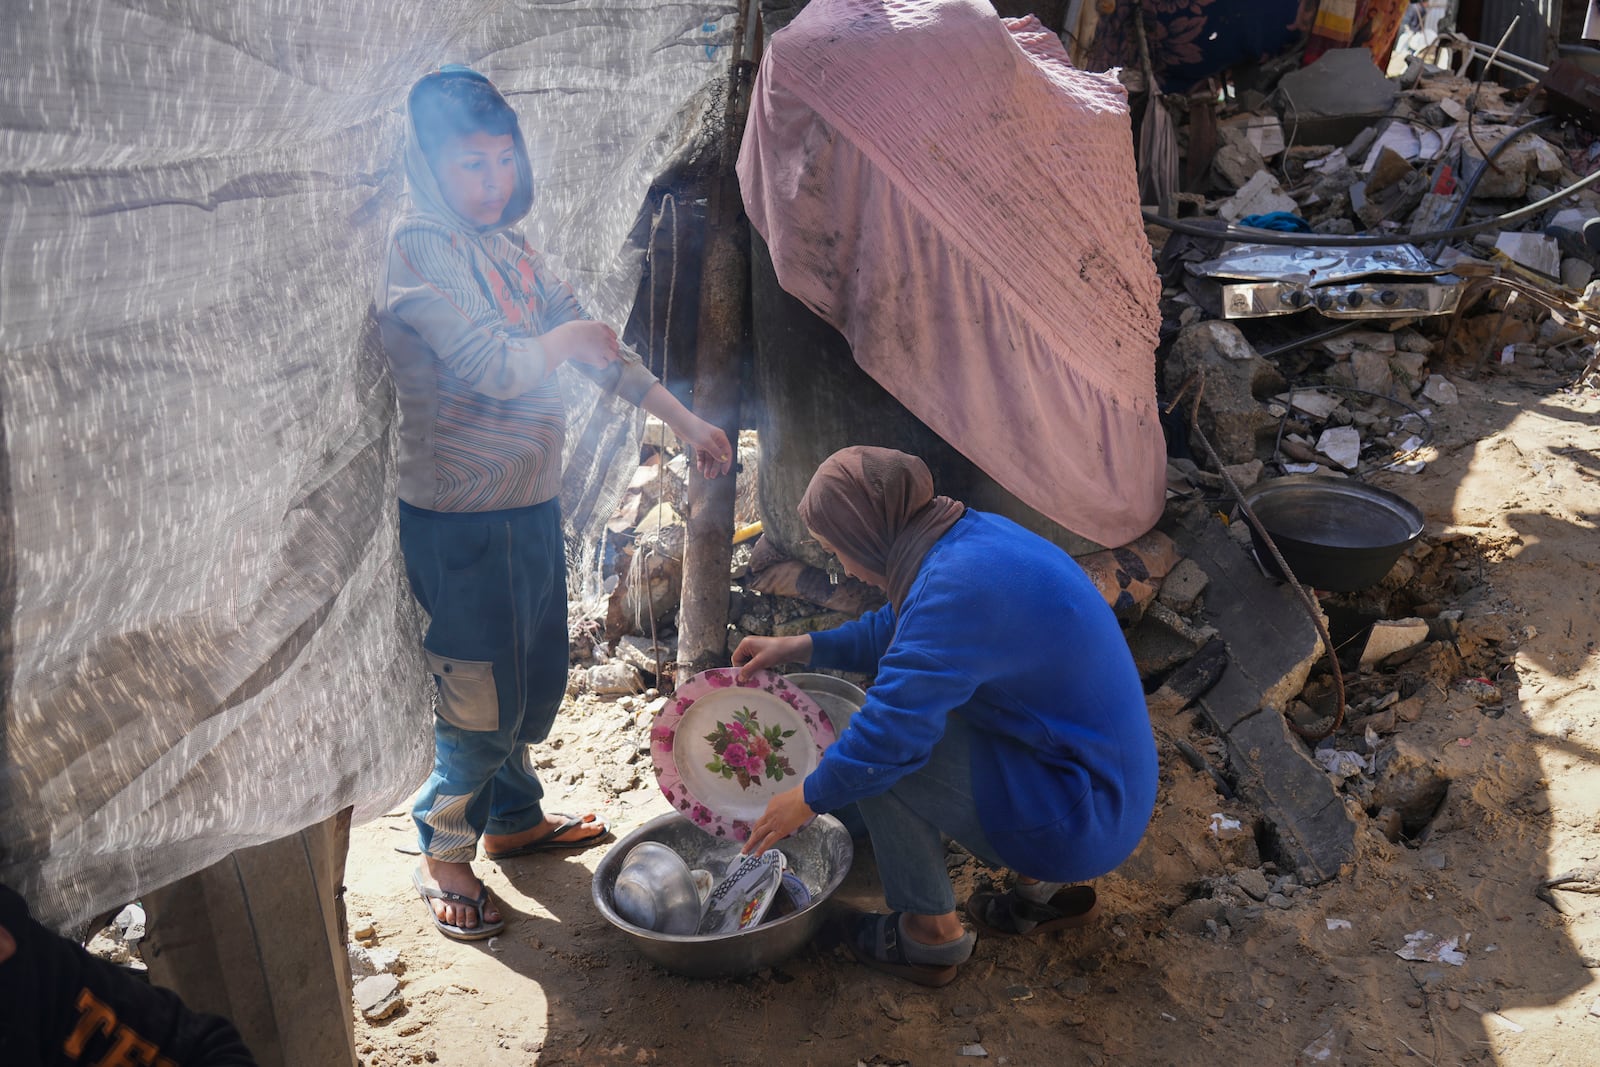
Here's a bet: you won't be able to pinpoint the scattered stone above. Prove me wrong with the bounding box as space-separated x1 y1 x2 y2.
354 974 403 1020
587 662 644 695
1234 868 1270 901
1371 739 1450 835
1421 375 1458 406
959 1045 989 1058
349 943 401 978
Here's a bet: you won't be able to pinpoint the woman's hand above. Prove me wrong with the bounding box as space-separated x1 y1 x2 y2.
542 320 620 370
731 634 812 681
742 787 814 855
677 416 733 479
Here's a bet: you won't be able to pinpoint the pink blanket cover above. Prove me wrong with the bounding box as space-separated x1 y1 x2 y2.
738 0 1165 547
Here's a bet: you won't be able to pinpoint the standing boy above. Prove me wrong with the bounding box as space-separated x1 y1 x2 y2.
377 67 732 940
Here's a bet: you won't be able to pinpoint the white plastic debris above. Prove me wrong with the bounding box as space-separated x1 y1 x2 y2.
1314 426 1362 470
1316 749 1369 779
1300 1027 1338 1062
1325 918 1352 931
959 1044 989 1058
1208 813 1244 837
1484 1011 1524 1033
113 904 146 943
1282 462 1321 475
1396 930 1466 966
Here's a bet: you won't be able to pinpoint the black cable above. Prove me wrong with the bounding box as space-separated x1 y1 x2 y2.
1436 114 1559 239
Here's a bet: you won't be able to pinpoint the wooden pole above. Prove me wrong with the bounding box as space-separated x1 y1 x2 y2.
677 2 755 679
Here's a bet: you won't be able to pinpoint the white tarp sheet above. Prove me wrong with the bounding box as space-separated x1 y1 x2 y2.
1 0 733 929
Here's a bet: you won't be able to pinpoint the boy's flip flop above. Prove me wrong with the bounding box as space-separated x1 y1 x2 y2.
965 884 1099 937
483 812 611 860
411 868 505 942
838 909 974 988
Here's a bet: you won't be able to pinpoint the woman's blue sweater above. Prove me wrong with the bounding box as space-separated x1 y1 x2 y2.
803 510 1158 882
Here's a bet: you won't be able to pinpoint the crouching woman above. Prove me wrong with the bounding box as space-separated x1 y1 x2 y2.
733 446 1157 986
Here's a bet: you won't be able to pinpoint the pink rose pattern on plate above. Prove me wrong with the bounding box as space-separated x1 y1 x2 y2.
703 708 796 789
649 668 835 841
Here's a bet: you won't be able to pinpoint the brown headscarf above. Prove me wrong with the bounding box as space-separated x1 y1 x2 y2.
798 447 966 613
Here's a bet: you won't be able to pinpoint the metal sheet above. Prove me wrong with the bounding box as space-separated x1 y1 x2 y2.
1189 243 1451 284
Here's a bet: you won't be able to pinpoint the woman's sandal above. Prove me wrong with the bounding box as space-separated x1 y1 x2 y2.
840 910 974 988
965 884 1099 937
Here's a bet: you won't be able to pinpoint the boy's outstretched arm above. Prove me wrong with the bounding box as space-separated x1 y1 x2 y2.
639 383 733 479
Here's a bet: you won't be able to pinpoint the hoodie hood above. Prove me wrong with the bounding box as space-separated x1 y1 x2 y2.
403 68 535 238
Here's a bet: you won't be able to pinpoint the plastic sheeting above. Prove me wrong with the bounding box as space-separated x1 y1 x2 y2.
1 0 734 930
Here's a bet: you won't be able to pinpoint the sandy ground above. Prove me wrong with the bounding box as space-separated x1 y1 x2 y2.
344 358 1600 1066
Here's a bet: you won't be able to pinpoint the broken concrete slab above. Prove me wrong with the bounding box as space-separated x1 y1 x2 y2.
1127 601 1208 680
1176 508 1356 885
1359 618 1430 668
1214 127 1269 190
1157 558 1211 614
1495 231 1561 278
1278 49 1400 145
1218 170 1299 222
1145 636 1229 715
1164 321 1287 467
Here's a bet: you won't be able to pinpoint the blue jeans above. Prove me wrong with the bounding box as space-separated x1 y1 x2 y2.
847 712 1005 915
399 499 569 864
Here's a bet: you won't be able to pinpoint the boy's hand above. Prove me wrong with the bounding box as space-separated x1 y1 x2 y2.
680 418 734 479
543 321 620 370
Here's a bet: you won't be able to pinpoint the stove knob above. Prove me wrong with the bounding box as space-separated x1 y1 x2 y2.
1315 292 1336 310
1287 290 1309 308
1346 292 1365 308
1378 289 1400 306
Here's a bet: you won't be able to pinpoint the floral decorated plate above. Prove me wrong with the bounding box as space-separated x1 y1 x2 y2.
651 668 836 841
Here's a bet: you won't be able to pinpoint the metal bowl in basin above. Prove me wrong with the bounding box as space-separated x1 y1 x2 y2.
593 811 853 978
612 841 704 935
786 672 866 733
1244 476 1425 592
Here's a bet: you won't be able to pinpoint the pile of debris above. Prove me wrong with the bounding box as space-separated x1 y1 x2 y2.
1149 45 1600 408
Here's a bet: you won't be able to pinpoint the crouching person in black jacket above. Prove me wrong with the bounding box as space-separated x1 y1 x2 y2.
0 885 256 1066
